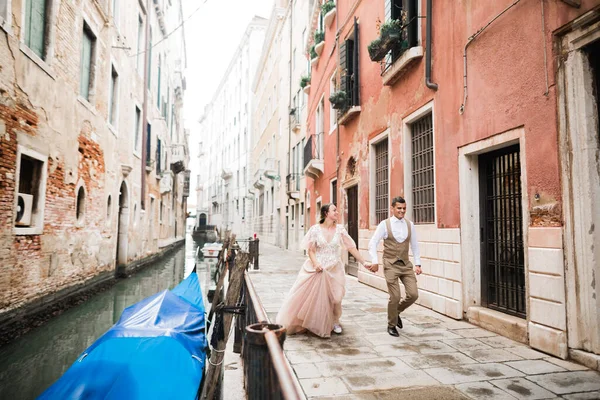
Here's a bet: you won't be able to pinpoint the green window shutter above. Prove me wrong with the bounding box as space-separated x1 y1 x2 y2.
353 19 360 106
339 39 348 98
156 138 161 175
80 30 93 100
25 0 46 59
146 124 152 166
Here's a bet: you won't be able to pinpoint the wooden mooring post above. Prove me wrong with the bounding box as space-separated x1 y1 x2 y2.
200 250 250 400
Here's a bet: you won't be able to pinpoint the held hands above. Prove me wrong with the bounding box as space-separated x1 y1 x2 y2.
362 261 379 273
415 266 422 275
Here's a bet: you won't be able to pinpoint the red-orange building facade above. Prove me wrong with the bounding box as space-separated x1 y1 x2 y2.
302 0 600 364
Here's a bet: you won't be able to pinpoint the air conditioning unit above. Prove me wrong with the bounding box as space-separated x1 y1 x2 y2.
15 193 33 227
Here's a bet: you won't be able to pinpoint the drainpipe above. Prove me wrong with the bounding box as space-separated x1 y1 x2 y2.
141 0 151 210
286 1 293 250
425 0 438 91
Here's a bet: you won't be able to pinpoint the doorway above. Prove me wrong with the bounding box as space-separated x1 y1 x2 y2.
346 185 358 277
479 145 525 318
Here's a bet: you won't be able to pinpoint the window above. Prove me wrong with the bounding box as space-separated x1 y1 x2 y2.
76 186 85 222
374 139 389 224
80 23 96 101
136 15 143 72
109 65 119 127
329 72 337 133
134 106 141 153
156 138 162 175
23 0 48 59
157 54 162 109
411 113 435 223
387 0 418 62
331 179 337 205
14 147 48 234
159 199 163 223
340 23 360 110
146 123 152 167
147 28 152 90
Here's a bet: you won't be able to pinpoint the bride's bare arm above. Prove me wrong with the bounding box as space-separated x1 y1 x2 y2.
347 246 370 267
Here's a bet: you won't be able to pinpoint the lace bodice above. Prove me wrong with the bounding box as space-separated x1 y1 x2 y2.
302 224 356 268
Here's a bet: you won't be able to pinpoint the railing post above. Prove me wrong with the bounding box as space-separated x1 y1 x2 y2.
244 323 286 400
254 238 260 270
233 278 245 354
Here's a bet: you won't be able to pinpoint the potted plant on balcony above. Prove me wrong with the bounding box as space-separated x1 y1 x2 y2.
314 30 325 55
368 37 387 62
322 1 336 28
380 19 403 45
300 74 311 94
329 90 348 110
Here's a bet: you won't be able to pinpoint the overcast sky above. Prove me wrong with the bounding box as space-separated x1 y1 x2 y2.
181 0 273 208
181 0 273 130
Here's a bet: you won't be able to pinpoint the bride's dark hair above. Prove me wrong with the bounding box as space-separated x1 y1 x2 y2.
319 203 334 224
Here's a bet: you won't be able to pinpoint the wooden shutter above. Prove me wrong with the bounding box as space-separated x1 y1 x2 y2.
156 138 162 175
407 0 418 48
339 39 348 96
353 18 360 106
25 0 46 59
80 30 93 100
146 124 152 166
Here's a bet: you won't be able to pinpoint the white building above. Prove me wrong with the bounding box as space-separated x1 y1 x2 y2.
195 17 267 238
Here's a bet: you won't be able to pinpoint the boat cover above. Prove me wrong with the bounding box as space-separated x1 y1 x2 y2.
38 272 206 400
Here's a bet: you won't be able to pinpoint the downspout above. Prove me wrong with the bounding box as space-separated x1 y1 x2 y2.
286 1 293 249
141 0 151 210
425 0 438 91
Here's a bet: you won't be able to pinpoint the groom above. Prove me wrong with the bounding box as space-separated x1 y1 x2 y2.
367 197 422 337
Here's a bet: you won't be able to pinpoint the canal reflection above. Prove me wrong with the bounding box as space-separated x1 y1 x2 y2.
0 235 216 400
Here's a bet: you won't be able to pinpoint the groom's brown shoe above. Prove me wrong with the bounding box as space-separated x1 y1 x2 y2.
397 316 403 329
387 326 399 337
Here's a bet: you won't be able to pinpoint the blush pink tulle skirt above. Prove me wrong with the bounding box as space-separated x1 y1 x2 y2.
276 259 346 338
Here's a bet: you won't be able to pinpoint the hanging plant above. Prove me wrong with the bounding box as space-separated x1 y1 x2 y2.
368 38 386 62
314 30 325 44
329 91 348 110
321 1 335 15
380 19 403 40
300 75 311 88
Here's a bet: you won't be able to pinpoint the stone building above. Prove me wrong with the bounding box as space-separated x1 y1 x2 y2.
0 0 189 325
303 0 600 367
194 17 267 238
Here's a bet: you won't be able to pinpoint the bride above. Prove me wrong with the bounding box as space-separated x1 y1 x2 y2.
276 203 372 337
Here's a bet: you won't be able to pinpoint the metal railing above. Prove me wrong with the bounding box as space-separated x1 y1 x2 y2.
286 173 300 192
235 268 304 400
380 16 418 75
303 133 324 170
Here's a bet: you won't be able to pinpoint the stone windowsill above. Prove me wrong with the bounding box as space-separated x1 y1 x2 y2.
14 226 43 236
382 46 424 87
77 96 98 115
19 43 56 80
338 106 361 126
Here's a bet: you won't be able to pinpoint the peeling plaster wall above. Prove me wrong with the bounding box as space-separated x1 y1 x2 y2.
0 0 188 321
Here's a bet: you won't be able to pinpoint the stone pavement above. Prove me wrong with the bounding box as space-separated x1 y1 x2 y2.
247 242 600 400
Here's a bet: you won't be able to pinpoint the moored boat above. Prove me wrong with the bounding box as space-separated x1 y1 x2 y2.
38 270 207 400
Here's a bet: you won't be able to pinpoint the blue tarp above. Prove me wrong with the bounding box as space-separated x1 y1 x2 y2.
38 272 207 400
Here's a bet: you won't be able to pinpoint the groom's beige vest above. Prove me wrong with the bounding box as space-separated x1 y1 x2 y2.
382 218 412 266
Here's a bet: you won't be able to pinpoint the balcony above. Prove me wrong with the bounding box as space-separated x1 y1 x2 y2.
221 168 233 180
253 168 266 189
286 173 301 199
263 158 280 181
290 108 301 132
303 133 324 180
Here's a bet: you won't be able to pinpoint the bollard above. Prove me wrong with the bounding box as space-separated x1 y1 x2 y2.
253 238 260 270
243 323 286 400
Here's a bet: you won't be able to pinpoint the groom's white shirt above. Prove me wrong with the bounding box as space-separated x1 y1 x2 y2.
368 216 421 265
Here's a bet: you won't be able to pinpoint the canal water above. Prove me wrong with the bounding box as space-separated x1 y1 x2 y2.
0 235 218 399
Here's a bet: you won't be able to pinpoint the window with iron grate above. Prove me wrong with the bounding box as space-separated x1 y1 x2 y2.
411 113 435 224
375 140 389 224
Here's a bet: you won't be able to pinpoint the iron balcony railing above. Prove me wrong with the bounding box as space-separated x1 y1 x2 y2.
303 132 324 171
286 173 301 192
380 16 419 76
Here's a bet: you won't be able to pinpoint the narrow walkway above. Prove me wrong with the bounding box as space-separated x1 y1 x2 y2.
251 242 600 399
